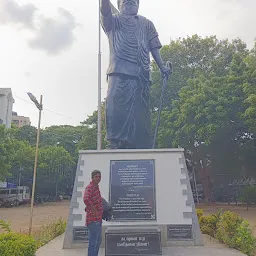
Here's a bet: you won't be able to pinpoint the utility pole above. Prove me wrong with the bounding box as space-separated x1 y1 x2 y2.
27 93 43 235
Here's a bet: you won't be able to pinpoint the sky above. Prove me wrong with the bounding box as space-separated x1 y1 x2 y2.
0 0 255 128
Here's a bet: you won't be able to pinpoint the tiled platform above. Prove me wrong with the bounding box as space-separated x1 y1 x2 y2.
36 234 245 256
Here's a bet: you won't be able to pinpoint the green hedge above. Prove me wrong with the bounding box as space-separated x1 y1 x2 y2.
0 232 37 256
33 217 67 247
0 217 66 255
215 211 243 247
234 220 256 256
197 209 256 256
199 215 218 237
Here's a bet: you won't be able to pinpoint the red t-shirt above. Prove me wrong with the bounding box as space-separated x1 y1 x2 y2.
83 181 103 226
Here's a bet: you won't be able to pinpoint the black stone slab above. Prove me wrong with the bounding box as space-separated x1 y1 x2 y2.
167 225 193 240
73 227 89 242
109 159 156 221
105 227 162 256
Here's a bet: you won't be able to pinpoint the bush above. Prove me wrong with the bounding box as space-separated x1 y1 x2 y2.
199 209 222 237
196 209 204 219
0 218 66 254
0 232 37 256
197 209 256 255
199 215 218 237
31 217 67 248
233 220 256 256
0 219 11 233
216 211 243 247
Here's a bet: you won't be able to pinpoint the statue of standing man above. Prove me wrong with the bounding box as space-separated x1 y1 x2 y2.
100 0 171 149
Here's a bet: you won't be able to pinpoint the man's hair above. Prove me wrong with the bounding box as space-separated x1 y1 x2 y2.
91 170 101 178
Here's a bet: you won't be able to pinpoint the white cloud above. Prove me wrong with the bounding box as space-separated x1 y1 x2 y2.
0 0 78 55
0 0 37 28
29 8 77 55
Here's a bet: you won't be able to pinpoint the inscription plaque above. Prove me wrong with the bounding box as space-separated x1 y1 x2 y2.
73 227 89 242
105 228 162 256
167 225 193 240
109 160 156 221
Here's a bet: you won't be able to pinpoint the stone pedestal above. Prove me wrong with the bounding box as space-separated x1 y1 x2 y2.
63 149 203 249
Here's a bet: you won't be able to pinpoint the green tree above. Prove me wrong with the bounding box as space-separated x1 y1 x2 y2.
79 102 107 150
37 146 75 196
242 42 256 134
9 140 35 186
40 125 84 155
14 125 37 145
150 35 248 112
150 36 255 201
0 125 13 180
239 186 256 210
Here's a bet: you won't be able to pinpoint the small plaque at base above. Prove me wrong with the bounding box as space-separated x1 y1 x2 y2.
73 227 89 242
167 225 193 240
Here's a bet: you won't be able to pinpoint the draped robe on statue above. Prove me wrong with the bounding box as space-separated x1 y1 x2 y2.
101 11 162 149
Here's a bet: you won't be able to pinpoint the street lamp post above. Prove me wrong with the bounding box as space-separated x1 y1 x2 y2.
27 93 43 235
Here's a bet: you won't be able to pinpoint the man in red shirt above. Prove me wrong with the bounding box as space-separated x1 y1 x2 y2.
84 170 103 256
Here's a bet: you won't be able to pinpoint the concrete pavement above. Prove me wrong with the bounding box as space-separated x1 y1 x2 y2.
36 234 245 256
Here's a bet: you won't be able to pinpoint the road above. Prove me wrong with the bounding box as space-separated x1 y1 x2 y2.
0 201 255 237
0 201 70 233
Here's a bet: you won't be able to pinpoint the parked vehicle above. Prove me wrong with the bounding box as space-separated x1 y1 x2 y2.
0 198 14 208
0 186 30 207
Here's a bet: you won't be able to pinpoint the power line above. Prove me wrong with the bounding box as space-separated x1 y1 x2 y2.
13 94 81 123
14 94 34 106
43 107 78 121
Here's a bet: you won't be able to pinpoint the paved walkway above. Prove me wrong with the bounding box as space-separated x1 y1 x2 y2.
36 234 245 256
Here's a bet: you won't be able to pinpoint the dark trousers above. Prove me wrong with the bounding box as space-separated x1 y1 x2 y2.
87 221 102 256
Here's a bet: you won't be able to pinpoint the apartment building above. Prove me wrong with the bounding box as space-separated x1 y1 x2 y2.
0 88 14 128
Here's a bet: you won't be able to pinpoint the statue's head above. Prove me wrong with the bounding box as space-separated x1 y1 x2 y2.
117 0 139 15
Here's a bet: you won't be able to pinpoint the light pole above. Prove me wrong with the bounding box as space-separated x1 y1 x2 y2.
27 93 43 235
97 0 102 150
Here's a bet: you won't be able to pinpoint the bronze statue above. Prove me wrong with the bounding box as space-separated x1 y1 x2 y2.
100 0 171 149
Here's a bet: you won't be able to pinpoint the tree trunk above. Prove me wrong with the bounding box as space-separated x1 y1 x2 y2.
197 160 212 203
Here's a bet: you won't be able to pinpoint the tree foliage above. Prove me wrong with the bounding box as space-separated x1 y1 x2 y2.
0 125 13 181
150 36 256 200
79 102 107 149
36 146 75 196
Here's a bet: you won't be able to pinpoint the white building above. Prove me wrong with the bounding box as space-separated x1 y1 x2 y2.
0 88 15 128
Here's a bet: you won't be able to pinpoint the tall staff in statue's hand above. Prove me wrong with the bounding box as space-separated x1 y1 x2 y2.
152 61 173 149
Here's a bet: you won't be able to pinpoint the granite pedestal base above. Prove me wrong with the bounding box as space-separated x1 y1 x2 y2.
63 149 203 249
